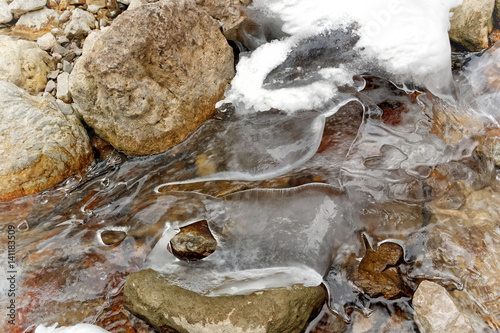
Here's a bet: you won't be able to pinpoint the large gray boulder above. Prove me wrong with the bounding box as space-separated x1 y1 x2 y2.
0 81 93 201
0 36 54 94
449 0 495 51
124 269 325 333
70 0 235 156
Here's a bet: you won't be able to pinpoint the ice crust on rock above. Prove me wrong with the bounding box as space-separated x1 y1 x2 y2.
145 184 359 296
220 0 462 113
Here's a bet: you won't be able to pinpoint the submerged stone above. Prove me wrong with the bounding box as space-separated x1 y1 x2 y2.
124 269 325 333
170 220 217 261
413 281 474 333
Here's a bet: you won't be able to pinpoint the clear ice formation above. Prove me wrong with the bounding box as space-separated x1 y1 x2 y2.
146 184 359 296
5 1 500 330
458 43 500 120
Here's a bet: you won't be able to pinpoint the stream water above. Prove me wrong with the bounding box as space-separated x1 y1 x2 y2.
1 0 500 332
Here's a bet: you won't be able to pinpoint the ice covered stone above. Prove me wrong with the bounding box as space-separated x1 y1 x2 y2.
413 281 474 333
124 269 325 333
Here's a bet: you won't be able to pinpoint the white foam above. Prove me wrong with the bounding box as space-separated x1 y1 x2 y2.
220 0 462 113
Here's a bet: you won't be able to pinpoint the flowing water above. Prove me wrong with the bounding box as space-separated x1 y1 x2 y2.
1 0 500 332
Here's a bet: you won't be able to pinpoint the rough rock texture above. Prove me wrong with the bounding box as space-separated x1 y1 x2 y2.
194 0 251 39
170 220 217 260
0 36 54 94
124 269 325 333
70 0 234 156
14 8 58 33
423 185 500 331
449 0 495 51
413 281 474 333
64 8 97 38
0 0 12 23
57 72 71 102
8 0 46 18
37 32 56 51
350 241 410 299
0 81 93 201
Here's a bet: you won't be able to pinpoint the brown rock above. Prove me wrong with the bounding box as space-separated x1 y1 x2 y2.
194 0 251 40
70 0 235 156
169 220 217 260
124 269 325 333
0 81 93 201
449 0 495 51
351 239 410 299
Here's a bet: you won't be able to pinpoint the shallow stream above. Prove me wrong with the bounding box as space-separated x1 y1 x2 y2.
1 1 500 332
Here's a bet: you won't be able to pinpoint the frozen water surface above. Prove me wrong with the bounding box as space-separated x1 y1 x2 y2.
2 0 500 331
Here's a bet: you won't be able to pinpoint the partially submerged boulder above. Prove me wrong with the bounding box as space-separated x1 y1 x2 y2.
70 0 235 156
124 269 325 333
449 0 495 51
413 281 474 333
0 36 54 94
0 81 93 201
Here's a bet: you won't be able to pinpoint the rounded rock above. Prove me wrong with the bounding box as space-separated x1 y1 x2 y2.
0 81 93 201
69 0 235 156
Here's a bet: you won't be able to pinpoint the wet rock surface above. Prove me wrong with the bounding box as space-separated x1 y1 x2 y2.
0 1 499 333
69 0 235 155
413 281 474 333
124 269 325 333
0 81 93 201
170 220 217 261
350 240 410 300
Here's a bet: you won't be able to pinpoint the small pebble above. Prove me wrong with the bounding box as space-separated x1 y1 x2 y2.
47 70 60 80
52 53 62 61
62 60 73 73
55 99 74 115
57 62 63 70
53 43 68 56
57 35 70 45
37 33 56 51
45 80 56 93
87 4 103 13
63 51 76 62
59 10 71 23
51 28 63 36
74 48 82 56
42 92 56 103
